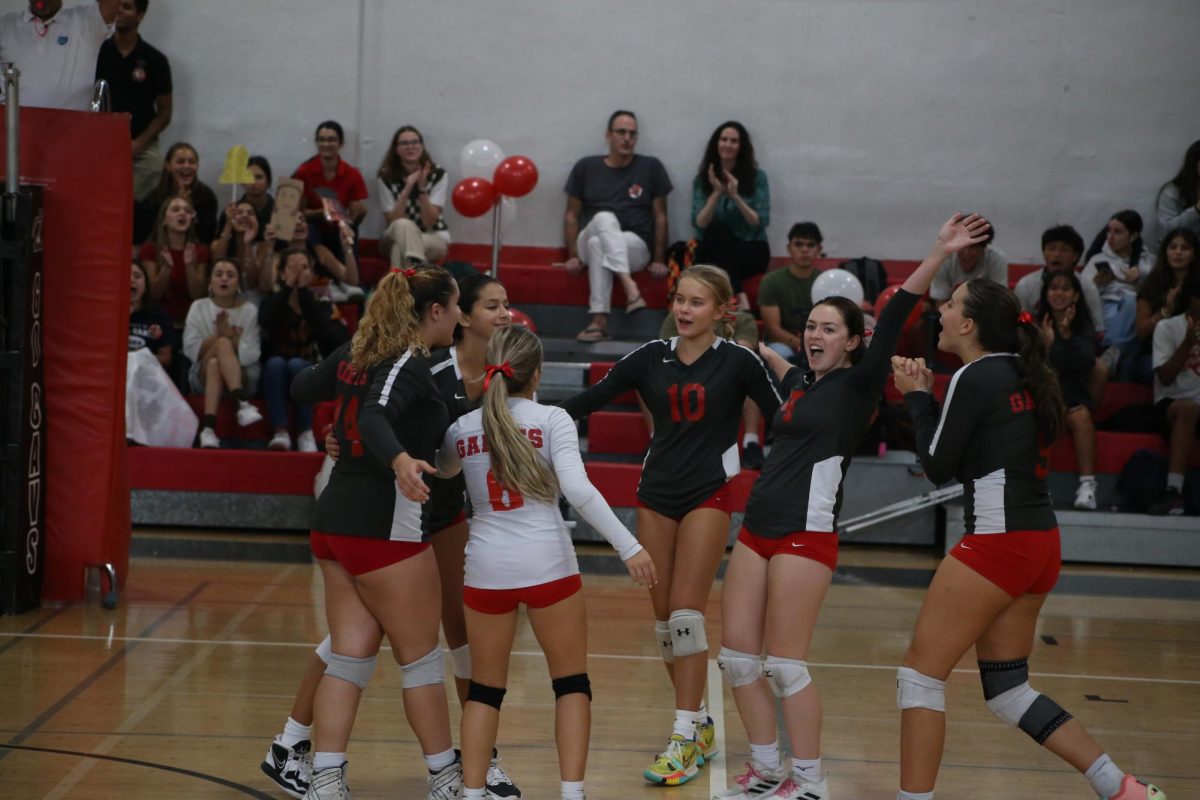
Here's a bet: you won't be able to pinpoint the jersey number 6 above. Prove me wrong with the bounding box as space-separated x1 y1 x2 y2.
666 382 706 423
486 470 525 511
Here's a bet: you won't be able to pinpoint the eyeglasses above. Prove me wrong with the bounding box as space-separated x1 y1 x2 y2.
610 128 638 139
397 140 422 147
315 136 341 144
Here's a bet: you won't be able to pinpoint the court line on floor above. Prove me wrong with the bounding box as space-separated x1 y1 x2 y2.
707 658 727 795
0 604 71 658
4 630 1197 687
0 583 209 766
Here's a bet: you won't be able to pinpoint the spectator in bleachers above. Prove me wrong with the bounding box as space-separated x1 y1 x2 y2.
1036 271 1100 510
377 125 451 267
1081 211 1152 372
95 0 171 201
259 247 348 453
266 209 360 299
0 0 116 110
1156 139 1200 238
139 194 210 324
212 200 271 304
129 261 172 368
1149 268 1200 515
216 155 274 242
293 120 368 264
759 221 823 366
137 142 218 245
183 259 263 449
128 260 198 448
562 110 672 342
929 221 1007 304
1134 229 1199 385
691 121 770 311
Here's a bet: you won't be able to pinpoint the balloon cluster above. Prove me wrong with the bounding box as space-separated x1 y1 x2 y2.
452 140 539 218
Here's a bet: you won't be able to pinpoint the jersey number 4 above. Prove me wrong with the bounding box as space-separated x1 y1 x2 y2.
666 383 706 423
486 470 525 511
333 395 364 457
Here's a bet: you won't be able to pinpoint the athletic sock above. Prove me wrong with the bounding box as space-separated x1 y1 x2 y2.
1085 753 1125 798
672 709 700 739
792 756 822 783
561 779 586 799
697 700 708 718
897 791 934 800
202 414 217 429
463 788 486 800
312 752 345 772
1167 473 1184 492
1079 474 1096 485
749 740 781 770
280 716 311 748
424 747 456 772
742 432 759 447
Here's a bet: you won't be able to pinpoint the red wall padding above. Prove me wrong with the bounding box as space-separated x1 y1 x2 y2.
1 108 132 601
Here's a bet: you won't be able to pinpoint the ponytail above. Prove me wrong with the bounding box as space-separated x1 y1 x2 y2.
963 281 1064 442
351 266 456 369
481 326 558 503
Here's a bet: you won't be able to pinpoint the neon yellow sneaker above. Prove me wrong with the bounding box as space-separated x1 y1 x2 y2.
695 715 719 764
643 734 700 785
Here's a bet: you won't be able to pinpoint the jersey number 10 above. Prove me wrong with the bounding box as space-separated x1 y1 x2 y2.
666 383 706 423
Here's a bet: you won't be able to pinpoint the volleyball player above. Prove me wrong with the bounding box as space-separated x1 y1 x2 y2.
890 280 1166 800
261 272 522 799
713 213 990 800
437 324 656 800
562 265 781 786
289 266 464 800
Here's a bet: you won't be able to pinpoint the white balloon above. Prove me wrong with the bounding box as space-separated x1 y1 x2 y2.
459 139 505 180
810 269 865 306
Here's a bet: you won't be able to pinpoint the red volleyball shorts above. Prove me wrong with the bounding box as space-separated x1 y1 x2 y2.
949 529 1061 598
641 484 733 522
310 531 429 576
736 526 839 571
463 574 584 615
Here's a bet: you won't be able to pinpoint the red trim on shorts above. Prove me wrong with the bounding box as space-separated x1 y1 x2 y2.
736 526 839 571
948 529 1061 598
639 484 733 522
463 574 583 615
310 530 429 576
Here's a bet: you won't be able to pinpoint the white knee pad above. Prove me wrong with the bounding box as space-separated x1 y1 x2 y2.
315 635 332 664
655 620 674 664
449 644 471 680
763 655 812 697
324 650 376 690
896 666 945 712
717 647 762 688
668 609 708 658
401 646 446 688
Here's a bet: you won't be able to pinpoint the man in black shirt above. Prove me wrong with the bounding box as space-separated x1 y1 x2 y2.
95 0 172 200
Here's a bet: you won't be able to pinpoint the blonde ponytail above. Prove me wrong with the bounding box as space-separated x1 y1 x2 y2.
481 326 558 503
351 266 456 369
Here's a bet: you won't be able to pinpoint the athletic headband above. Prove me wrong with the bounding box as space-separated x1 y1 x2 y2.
483 361 514 391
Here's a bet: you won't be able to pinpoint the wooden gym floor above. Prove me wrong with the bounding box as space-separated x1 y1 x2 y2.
1 540 1197 799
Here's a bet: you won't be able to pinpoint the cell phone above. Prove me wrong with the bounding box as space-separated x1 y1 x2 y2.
1094 261 1113 276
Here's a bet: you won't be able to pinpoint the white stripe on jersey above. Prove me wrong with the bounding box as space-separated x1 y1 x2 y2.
972 468 1007 534
927 352 1015 456
431 347 460 378
389 483 424 542
721 443 740 481
378 350 414 406
730 340 783 404
805 454 844 531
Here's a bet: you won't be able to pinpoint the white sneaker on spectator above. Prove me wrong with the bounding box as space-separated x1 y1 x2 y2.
1074 480 1097 510
297 431 318 453
268 431 292 451
237 400 264 427
199 428 220 449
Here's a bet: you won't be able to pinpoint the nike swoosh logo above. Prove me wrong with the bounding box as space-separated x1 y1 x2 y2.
454 394 467 400
790 542 805 548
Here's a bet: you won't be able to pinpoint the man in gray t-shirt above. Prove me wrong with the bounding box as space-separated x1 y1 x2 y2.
561 110 672 342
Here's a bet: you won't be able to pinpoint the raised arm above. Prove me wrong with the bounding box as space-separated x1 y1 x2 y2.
901 213 992 297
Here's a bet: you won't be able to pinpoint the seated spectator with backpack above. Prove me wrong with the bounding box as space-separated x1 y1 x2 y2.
759 221 823 365
1149 269 1200 515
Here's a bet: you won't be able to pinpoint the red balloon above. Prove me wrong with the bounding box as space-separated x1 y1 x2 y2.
508 307 537 334
452 177 497 218
493 156 539 198
874 284 924 332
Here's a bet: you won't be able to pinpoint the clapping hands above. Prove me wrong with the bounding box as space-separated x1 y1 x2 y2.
891 356 934 394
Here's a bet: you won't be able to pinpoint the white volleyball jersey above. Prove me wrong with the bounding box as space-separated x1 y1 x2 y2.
439 397 641 590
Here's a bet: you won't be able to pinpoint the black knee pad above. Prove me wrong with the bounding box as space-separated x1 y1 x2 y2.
466 680 506 710
551 672 592 701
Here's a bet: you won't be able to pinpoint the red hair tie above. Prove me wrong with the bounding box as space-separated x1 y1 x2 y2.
483 361 514 391
390 266 418 278
1017 310 1034 325
721 312 737 322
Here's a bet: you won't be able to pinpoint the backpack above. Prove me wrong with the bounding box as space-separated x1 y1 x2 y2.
838 257 889 304
1116 449 1167 512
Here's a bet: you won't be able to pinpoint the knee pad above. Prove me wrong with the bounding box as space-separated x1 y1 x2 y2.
324 650 376 690
655 620 674 664
717 647 762 689
400 646 445 689
315 635 332 664
979 659 1072 743
763 655 812 697
896 666 945 712
449 644 471 680
466 680 506 710
551 672 592 701
669 609 708 657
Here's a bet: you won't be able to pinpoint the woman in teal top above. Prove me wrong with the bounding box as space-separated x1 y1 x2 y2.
692 121 771 310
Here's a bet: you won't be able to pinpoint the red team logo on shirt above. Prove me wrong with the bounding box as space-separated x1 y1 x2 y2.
627 183 644 199
132 64 147 83
780 390 805 423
